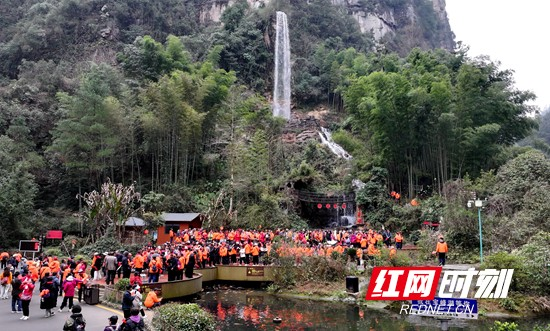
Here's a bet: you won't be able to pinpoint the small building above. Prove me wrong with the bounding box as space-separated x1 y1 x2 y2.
157 213 202 244
124 217 146 244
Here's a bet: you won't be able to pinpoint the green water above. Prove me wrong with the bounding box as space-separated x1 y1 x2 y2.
193 290 549 331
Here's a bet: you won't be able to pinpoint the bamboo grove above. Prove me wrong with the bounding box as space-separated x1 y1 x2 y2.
0 0 546 247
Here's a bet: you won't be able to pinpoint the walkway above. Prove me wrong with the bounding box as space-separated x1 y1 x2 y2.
0 287 124 330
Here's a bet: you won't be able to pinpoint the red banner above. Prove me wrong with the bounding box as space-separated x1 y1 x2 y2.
46 230 63 239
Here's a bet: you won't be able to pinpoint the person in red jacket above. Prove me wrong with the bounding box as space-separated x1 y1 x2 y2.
20 273 35 320
129 272 142 287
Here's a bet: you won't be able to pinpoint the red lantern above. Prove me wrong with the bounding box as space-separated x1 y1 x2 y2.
144 229 149 235
317 203 322 209
325 204 331 209
333 204 338 209
342 203 347 209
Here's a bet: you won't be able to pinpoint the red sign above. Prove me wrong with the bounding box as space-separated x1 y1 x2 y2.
317 203 322 209
342 203 347 209
46 230 63 239
325 204 331 209
365 267 442 300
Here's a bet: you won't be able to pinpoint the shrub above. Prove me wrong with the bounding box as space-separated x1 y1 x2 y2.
414 229 439 261
115 278 130 291
152 303 216 331
271 256 297 289
388 250 413 267
498 297 518 312
43 247 62 257
516 231 550 295
482 252 528 292
346 248 357 259
491 321 519 331
61 235 87 257
299 256 346 283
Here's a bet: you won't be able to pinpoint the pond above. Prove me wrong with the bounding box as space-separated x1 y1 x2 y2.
191 289 550 331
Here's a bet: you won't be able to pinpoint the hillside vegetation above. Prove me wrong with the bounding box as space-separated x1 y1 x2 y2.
0 0 549 268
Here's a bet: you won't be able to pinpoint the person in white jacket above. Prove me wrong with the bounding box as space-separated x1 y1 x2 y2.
131 285 146 318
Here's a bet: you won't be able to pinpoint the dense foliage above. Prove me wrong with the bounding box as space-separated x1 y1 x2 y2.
0 0 546 253
152 303 217 331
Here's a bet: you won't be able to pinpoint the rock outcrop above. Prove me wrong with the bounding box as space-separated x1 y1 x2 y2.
198 0 454 52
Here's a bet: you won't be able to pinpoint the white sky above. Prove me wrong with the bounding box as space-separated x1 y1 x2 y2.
445 0 549 112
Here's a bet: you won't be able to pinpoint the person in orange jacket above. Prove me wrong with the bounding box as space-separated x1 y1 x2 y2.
366 243 380 266
251 244 260 265
219 245 229 265
434 236 448 266
394 232 403 250
39 262 52 281
50 257 61 277
0 251 9 269
75 270 88 302
133 252 144 274
1 267 13 299
144 288 162 309
147 258 162 283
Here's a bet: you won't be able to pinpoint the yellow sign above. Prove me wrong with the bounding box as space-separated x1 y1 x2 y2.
246 266 264 277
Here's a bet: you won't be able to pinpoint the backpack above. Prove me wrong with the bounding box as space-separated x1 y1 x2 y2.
73 317 86 331
126 319 144 331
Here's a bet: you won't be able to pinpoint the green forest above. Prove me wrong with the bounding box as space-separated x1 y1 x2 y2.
0 0 549 268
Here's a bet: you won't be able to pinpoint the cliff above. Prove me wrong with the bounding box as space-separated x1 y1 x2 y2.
199 0 455 53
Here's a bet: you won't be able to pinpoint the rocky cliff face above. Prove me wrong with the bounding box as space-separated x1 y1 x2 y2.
199 0 268 24
199 0 454 52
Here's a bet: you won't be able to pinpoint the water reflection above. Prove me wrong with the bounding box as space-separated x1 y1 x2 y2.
193 290 522 331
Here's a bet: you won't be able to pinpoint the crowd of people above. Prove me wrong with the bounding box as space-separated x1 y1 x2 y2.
0 226 448 328
0 252 97 321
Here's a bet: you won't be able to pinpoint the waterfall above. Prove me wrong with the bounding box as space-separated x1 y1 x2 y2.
318 127 352 160
273 11 291 120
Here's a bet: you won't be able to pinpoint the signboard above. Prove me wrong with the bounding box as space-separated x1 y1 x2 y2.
411 297 478 319
46 230 63 239
246 266 265 277
19 240 41 252
142 284 162 297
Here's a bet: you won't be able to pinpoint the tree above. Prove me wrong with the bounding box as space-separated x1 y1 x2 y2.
118 35 191 81
49 63 126 191
0 135 38 246
343 49 537 196
355 167 393 226
79 179 142 242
